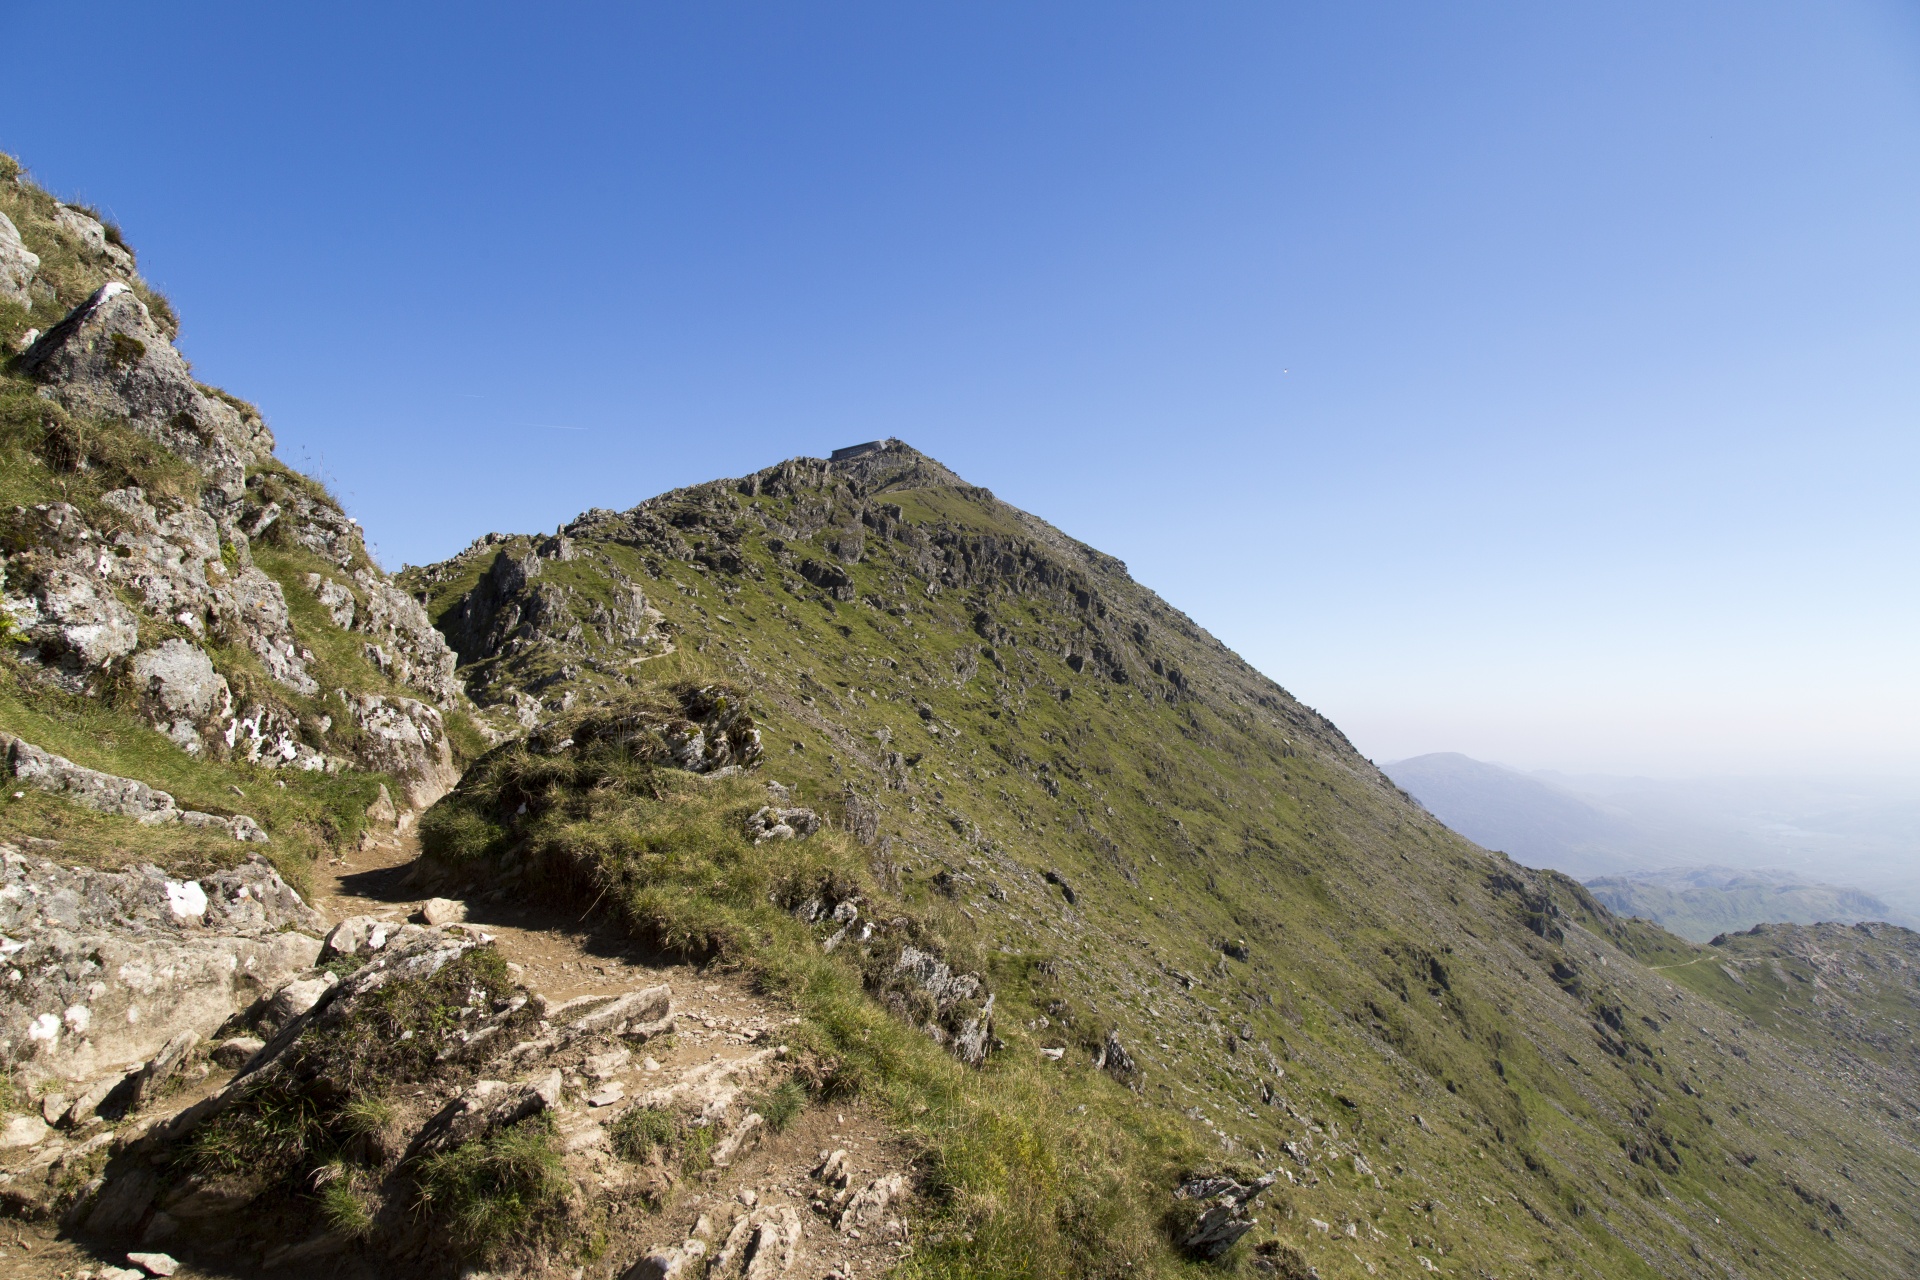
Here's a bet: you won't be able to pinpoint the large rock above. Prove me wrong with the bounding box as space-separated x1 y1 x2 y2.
0 847 323 1089
129 640 232 755
212 567 316 696
0 211 40 307
336 692 459 808
18 284 269 513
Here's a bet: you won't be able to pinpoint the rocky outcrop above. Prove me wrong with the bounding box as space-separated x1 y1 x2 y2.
1 493 316 703
4 736 268 841
336 691 459 808
18 284 270 517
49 204 138 280
746 806 821 844
0 847 323 1089
2 486 463 787
298 569 459 706
1173 1171 1278 1259
405 532 667 719
560 685 763 776
0 210 40 307
881 945 995 1067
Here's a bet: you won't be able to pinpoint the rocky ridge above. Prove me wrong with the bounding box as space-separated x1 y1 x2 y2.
0 159 471 844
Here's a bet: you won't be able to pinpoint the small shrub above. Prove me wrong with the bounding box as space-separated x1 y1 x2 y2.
610 1105 675 1162
418 802 507 864
412 1116 568 1258
187 1078 328 1178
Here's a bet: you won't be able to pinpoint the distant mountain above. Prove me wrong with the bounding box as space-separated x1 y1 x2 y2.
1586 867 1906 942
1385 753 1920 918
1382 751 1656 878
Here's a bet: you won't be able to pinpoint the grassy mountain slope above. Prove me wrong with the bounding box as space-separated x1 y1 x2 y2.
410 442 1920 1279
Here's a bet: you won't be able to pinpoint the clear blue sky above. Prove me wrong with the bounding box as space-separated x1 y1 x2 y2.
7 2 1919 776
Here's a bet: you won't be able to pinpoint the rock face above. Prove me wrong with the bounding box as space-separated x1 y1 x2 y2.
0 255 465 810
0 846 323 1088
0 210 41 307
336 692 460 808
300 570 461 706
19 283 270 516
1 484 462 791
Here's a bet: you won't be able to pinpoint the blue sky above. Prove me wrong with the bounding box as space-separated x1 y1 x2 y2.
7 2 1919 775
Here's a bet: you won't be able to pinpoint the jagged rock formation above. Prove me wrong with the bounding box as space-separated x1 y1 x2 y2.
19 283 272 519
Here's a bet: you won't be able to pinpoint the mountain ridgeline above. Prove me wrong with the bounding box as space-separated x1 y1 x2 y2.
403 439 1920 1278
0 155 1917 1280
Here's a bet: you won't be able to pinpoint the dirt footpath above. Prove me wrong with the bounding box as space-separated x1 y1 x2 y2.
8 834 916 1280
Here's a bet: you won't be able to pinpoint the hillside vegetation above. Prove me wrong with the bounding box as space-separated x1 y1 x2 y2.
407 441 1920 1278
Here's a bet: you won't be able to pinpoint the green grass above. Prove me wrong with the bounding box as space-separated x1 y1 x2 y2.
413 1114 570 1259
609 1105 676 1162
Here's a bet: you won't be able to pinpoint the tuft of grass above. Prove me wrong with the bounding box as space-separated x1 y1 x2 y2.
752 1079 808 1132
609 1105 675 1162
316 1165 375 1238
412 1116 569 1259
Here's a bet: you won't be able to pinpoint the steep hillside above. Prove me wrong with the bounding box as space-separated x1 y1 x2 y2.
4 151 1918 1280
1587 868 1904 942
407 440 1920 1279
0 154 484 880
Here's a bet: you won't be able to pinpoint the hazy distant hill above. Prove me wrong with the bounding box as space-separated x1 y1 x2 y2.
1587 867 1904 942
1382 751 1655 877
1386 752 1920 917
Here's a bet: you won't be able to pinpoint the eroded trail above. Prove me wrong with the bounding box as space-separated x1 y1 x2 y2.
316 832 917 1279
7 834 914 1280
